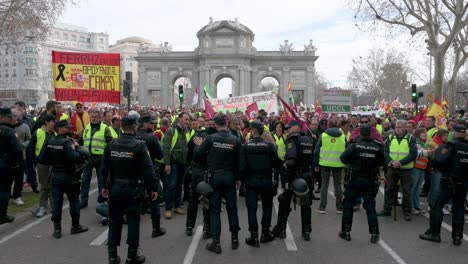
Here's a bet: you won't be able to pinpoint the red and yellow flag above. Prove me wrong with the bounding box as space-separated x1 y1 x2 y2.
287 82 292 92
427 97 447 129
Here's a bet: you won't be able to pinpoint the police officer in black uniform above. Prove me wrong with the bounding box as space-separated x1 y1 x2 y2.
185 118 216 238
101 115 158 264
0 108 22 225
239 121 280 247
338 124 383 243
420 124 468 246
193 114 242 254
272 120 315 241
43 120 89 238
136 115 166 239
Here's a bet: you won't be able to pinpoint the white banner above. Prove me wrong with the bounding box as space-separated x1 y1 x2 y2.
208 91 278 114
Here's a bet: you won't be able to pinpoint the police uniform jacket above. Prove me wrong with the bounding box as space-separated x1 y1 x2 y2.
43 134 81 184
0 123 22 178
101 134 157 193
187 129 210 170
285 132 314 180
136 129 163 162
340 136 384 180
239 136 279 185
432 138 468 185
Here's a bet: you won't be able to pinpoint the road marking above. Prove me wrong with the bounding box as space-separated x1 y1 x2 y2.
90 228 109 246
329 189 408 264
378 186 468 240
0 188 98 244
183 225 203 264
272 193 298 251
378 240 408 264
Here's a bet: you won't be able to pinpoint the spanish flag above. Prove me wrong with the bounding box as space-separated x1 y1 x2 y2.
427 97 447 129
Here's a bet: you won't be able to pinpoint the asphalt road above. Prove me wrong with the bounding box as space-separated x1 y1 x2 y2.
0 184 467 264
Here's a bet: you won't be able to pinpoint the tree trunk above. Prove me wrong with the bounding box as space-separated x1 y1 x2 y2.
432 52 445 99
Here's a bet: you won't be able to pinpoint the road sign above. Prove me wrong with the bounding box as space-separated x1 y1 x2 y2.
321 89 352 114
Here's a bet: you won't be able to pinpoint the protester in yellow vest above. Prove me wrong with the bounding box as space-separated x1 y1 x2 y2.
162 112 190 219
425 116 438 145
78 109 113 209
378 119 418 221
28 115 56 218
339 120 351 142
314 119 346 214
273 121 287 188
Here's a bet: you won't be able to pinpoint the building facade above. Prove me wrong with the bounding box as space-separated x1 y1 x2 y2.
109 37 155 104
0 23 109 106
136 19 319 107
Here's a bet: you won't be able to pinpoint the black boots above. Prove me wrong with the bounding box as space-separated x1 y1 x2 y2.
53 223 62 239
231 232 239 249
202 223 211 239
370 234 380 243
108 246 121 264
260 229 275 243
70 225 89 235
302 232 311 241
272 225 286 239
339 231 351 241
0 215 14 225
453 237 462 246
206 239 222 254
419 229 441 243
125 248 145 264
185 227 193 236
245 232 260 248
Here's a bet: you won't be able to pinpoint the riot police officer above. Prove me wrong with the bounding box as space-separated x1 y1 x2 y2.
101 116 158 264
420 124 468 246
272 120 315 241
338 124 384 243
185 118 216 239
42 120 89 238
0 108 22 225
239 121 280 247
136 115 166 239
193 114 242 254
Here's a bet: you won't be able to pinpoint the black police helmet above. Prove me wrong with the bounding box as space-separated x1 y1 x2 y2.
291 178 309 197
196 181 214 198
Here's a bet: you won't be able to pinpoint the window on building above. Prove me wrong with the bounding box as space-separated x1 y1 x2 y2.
55 32 60 38
5 69 9 77
12 58 16 66
72 35 76 41
12 69 16 77
99 38 104 44
87 38 91 43
4 59 8 67
5 48 8 55
80 36 85 42
63 33 68 40
25 69 34 76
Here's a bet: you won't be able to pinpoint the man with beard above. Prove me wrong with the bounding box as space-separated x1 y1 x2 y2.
31 101 58 133
185 118 216 239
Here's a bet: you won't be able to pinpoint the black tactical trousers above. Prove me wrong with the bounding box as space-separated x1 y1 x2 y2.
186 167 210 229
275 175 313 233
210 170 239 239
245 183 274 233
0 168 13 217
429 181 467 238
342 178 379 234
51 179 80 225
107 184 140 249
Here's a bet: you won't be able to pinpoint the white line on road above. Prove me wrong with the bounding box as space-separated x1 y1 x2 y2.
378 240 408 264
272 194 298 251
329 190 408 264
90 228 109 246
378 186 468 241
183 225 203 264
0 188 98 244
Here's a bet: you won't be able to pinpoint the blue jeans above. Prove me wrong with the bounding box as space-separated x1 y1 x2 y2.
428 170 440 208
96 202 109 218
80 162 104 204
411 168 425 209
164 163 186 211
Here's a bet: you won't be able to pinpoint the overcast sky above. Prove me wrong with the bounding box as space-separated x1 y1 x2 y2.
60 0 428 98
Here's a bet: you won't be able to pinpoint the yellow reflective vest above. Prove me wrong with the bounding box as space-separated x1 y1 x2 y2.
376 124 383 135
319 133 346 168
389 134 414 169
83 123 108 155
154 129 165 163
170 128 191 152
273 134 287 161
426 127 438 145
109 126 119 139
35 128 56 157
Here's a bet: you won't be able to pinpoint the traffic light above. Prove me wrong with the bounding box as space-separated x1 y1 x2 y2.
411 84 417 102
178 85 184 101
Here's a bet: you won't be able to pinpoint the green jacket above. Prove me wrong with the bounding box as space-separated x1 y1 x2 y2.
163 125 189 165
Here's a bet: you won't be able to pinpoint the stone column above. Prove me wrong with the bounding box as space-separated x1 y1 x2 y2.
138 66 147 106
250 66 258 95
305 66 316 106
199 65 210 99
161 66 169 107
281 66 291 100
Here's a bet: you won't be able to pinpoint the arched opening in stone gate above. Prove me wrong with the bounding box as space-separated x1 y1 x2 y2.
215 75 234 99
173 76 192 108
259 76 280 92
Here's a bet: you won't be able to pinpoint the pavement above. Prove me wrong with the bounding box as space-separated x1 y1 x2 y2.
0 183 467 264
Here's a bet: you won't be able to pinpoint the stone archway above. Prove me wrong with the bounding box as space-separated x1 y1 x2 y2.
214 73 235 99
259 75 280 92
172 76 192 108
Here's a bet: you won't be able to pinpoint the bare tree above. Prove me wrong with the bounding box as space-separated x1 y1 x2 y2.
348 48 412 102
353 0 468 98
0 0 72 43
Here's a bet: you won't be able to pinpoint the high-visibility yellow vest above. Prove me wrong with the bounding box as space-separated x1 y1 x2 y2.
427 127 438 145
154 129 165 163
340 129 351 141
59 113 69 121
389 134 414 169
83 123 108 155
170 127 191 152
35 128 56 157
171 116 176 124
319 133 346 168
273 134 286 161
189 129 195 139
109 126 119 139
376 124 383 135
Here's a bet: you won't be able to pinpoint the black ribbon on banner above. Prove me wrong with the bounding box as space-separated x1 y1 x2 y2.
55 64 66 81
